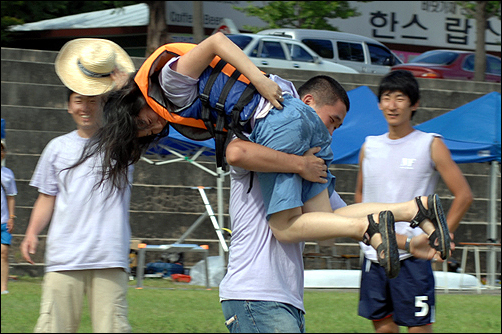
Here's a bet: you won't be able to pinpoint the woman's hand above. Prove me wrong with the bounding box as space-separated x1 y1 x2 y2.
253 75 285 110
111 68 131 90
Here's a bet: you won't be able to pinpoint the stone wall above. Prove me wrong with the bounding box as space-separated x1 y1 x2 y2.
1 47 500 277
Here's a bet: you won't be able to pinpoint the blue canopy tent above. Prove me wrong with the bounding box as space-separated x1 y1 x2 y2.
331 88 501 165
330 86 387 164
143 125 218 175
141 126 228 257
415 92 501 164
416 91 501 287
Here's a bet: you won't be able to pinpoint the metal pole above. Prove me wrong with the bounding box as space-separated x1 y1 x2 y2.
196 186 228 252
136 248 146 288
487 161 499 287
217 167 226 264
174 212 209 244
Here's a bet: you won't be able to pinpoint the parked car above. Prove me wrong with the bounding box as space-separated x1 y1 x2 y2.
257 28 402 74
390 49 501 83
226 33 359 74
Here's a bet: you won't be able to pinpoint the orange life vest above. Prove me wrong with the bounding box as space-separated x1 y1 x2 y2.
135 43 262 167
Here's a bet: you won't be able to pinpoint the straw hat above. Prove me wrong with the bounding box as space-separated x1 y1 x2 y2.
55 38 135 96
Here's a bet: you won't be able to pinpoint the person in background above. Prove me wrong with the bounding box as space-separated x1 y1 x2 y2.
1 139 17 295
19 38 135 333
355 70 473 333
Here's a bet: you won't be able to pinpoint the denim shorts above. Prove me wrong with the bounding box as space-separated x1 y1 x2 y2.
221 300 305 333
1 223 12 245
250 94 335 219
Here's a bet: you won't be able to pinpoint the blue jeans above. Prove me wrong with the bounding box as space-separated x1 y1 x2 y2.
221 300 305 333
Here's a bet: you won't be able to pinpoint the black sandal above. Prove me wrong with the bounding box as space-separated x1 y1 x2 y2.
410 194 451 260
363 211 400 279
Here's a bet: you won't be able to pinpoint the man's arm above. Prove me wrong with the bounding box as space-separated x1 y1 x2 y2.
431 137 473 233
226 138 328 183
6 195 15 233
354 143 365 204
20 193 56 264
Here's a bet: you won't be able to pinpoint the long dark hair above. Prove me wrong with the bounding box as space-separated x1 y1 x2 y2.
70 74 169 190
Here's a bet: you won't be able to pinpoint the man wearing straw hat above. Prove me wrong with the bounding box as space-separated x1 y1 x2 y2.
20 38 135 333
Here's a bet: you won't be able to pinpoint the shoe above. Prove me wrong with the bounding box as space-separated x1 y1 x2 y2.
1 290 9 295
363 211 400 279
410 194 451 260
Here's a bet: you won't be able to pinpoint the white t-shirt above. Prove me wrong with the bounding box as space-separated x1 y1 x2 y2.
359 130 441 262
30 131 133 272
1 166 17 224
220 162 345 313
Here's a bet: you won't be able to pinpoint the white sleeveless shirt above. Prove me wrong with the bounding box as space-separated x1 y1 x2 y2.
359 130 441 262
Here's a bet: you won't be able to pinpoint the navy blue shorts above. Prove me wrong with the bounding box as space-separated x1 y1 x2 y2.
358 256 435 327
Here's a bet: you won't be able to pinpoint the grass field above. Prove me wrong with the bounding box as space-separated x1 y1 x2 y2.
1 276 500 333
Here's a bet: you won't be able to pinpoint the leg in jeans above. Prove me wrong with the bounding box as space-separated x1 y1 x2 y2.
222 300 305 333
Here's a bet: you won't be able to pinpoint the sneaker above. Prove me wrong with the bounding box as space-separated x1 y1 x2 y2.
1 290 9 295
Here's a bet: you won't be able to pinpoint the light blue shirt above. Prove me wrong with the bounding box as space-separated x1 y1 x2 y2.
1 166 17 224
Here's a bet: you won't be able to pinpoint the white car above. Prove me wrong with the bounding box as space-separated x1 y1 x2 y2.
227 33 359 74
258 28 403 75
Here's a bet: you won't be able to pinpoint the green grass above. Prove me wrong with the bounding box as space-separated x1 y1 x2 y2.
1 276 500 333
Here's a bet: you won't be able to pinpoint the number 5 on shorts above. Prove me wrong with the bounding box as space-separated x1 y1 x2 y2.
415 296 429 317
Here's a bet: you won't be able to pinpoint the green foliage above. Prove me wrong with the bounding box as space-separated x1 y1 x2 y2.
1 276 501 333
234 1 362 33
456 1 501 19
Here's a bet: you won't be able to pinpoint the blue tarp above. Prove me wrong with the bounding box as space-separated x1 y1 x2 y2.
330 87 502 165
145 125 216 160
415 91 501 163
144 88 501 166
330 86 387 164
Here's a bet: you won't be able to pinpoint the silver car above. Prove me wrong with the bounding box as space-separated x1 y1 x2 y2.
227 33 359 74
258 28 403 74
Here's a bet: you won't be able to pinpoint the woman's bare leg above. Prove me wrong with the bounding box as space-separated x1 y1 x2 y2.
268 189 382 249
333 196 436 236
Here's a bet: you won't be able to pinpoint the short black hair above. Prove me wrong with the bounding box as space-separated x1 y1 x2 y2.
67 88 75 101
297 75 350 112
378 70 420 118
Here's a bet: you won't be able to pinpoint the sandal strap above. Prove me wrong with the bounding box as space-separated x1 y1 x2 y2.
410 196 432 228
362 214 379 246
428 230 440 251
